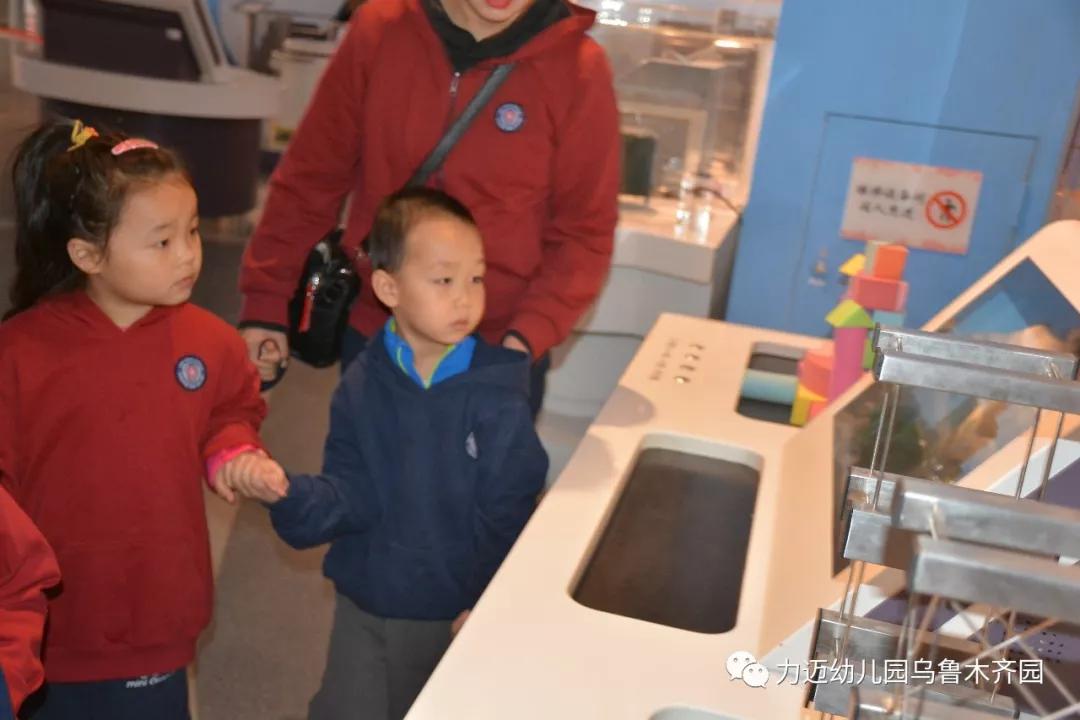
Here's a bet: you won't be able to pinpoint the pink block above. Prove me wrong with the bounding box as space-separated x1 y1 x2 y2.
809 400 827 420
829 326 868 400
798 346 833 397
850 273 909 312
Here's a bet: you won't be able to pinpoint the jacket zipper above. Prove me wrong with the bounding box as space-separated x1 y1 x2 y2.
354 70 463 262
435 71 463 190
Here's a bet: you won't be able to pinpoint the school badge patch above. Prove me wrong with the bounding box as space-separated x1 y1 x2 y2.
494 102 525 133
175 355 207 391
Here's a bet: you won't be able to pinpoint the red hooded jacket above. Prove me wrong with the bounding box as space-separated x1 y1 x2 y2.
239 0 620 358
0 292 266 682
0 487 59 711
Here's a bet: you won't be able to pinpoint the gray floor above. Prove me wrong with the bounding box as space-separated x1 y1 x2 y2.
0 78 339 719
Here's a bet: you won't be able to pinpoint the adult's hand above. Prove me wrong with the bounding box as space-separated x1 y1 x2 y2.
240 326 289 382
502 334 530 356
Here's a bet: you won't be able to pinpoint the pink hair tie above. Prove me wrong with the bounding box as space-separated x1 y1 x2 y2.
111 138 159 156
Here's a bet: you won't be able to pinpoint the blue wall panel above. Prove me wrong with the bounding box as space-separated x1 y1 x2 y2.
727 0 1080 335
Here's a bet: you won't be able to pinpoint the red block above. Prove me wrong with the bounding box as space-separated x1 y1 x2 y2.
872 244 909 281
850 273 909 312
798 346 833 397
809 400 827 420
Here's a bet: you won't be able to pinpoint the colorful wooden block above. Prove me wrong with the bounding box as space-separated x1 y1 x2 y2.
790 383 826 427
871 244 909 281
862 337 875 370
826 299 875 329
808 400 827 421
839 254 866 277
798 346 833 397
865 240 887 269
850 273 909 312
741 369 798 405
829 326 868 400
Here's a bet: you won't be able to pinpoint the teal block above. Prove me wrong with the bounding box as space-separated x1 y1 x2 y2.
873 310 906 327
741 369 798 405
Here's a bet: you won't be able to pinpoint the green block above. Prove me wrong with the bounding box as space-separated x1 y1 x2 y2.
863 337 875 369
826 299 875 329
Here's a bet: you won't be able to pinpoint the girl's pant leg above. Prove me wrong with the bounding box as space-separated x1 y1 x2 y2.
308 594 389 720
24 669 189 720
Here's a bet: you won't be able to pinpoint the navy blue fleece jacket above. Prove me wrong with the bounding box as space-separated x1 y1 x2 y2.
269 330 548 620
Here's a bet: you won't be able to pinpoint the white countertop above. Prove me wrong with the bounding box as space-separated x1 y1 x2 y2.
11 55 280 119
613 196 739 285
409 314 823 719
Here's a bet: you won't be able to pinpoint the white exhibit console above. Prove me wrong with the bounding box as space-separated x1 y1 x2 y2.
409 220 1080 719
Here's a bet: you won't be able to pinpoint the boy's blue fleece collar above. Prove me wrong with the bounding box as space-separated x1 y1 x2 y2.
382 318 476 389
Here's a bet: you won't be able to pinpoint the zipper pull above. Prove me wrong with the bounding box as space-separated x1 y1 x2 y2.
299 275 321 333
449 71 461 97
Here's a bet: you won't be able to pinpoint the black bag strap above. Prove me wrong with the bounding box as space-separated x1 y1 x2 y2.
407 63 515 187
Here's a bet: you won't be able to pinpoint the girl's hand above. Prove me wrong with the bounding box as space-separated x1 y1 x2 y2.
216 452 289 504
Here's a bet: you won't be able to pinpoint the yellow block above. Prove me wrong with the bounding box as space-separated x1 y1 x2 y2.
790 383 827 427
839 253 866 277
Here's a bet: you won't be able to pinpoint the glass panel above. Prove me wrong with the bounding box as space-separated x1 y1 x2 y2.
831 260 1080 574
579 0 777 196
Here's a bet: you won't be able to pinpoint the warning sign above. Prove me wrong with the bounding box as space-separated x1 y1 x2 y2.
840 158 982 255
925 191 966 229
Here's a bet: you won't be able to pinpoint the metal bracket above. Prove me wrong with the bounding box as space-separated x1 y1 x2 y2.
873 350 1080 414
909 537 1080 625
848 686 1019 719
872 326 1078 379
894 476 1080 559
805 610 1014 716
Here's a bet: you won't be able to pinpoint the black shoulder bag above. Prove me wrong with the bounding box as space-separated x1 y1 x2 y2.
263 63 516 387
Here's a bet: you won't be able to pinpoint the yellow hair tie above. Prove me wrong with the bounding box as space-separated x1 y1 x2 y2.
67 120 98 152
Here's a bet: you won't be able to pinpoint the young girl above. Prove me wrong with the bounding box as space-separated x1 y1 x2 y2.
0 487 60 718
0 120 285 719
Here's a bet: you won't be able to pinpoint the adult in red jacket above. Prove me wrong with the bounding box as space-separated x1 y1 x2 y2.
238 0 621 413
0 488 60 718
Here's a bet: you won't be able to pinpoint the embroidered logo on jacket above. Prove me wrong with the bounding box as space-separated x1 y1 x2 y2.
175 355 207 391
465 431 479 460
494 103 525 133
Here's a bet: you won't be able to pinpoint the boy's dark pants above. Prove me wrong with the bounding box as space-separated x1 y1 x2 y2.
309 594 452 720
22 669 188 720
341 328 550 419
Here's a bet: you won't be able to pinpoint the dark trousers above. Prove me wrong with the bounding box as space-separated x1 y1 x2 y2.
341 327 550 419
309 594 451 720
22 669 188 720
0 668 13 720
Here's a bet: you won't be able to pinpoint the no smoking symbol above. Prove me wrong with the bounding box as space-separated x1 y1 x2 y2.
925 191 966 229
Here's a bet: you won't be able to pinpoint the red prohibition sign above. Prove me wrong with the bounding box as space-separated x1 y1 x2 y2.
925 191 967 229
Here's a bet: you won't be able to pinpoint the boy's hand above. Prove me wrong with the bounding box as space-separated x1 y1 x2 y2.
451 609 470 637
216 452 289 504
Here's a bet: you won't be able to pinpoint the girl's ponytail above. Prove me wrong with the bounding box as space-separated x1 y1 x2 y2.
6 123 82 319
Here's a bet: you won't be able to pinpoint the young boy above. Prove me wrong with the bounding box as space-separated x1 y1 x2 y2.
0 487 60 719
226 187 548 720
